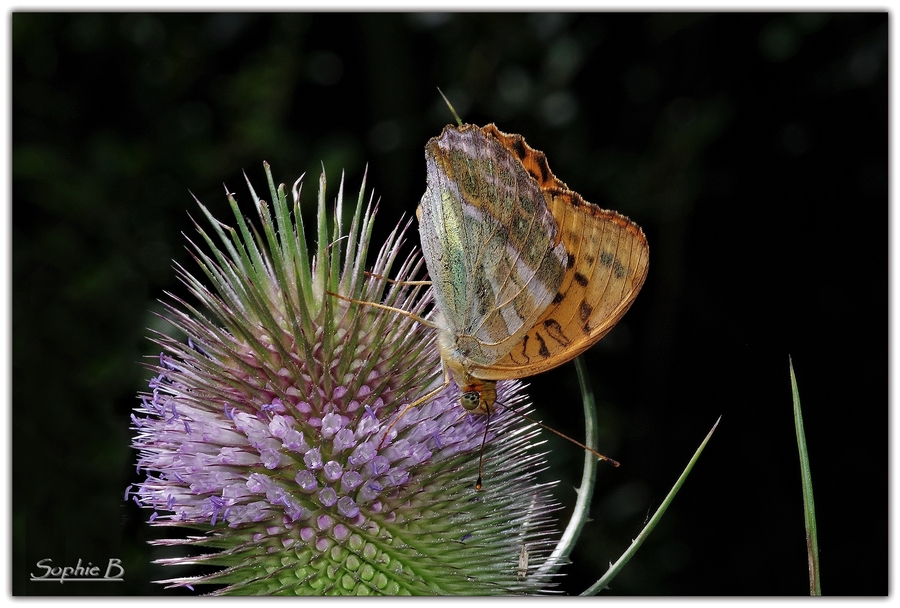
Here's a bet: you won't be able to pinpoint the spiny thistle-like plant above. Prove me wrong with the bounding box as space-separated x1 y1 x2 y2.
129 164 565 595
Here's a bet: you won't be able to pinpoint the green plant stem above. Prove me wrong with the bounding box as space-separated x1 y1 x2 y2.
534 355 599 578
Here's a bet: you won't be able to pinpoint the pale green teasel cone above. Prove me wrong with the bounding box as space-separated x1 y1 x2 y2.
129 165 565 595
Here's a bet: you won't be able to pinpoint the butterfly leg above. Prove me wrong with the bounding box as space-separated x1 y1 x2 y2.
326 290 438 329
361 270 431 286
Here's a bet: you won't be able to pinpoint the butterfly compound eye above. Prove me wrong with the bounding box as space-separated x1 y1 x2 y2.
460 391 482 411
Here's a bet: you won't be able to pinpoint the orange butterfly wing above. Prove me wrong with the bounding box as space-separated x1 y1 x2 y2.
467 125 650 380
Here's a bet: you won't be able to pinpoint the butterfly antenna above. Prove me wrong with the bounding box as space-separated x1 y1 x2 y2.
437 87 464 126
496 400 620 467
475 412 491 491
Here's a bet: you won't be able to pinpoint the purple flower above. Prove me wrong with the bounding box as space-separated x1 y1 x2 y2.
131 165 562 595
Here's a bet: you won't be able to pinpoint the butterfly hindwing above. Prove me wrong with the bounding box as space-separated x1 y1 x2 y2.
475 190 649 379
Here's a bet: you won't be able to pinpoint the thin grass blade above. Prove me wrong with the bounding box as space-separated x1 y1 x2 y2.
790 356 821 596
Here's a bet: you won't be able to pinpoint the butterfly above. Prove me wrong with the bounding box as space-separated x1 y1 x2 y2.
417 123 649 418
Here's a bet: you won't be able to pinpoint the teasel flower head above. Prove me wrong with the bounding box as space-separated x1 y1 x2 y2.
130 164 565 595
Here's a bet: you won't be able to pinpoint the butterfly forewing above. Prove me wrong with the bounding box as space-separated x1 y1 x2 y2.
418 124 568 367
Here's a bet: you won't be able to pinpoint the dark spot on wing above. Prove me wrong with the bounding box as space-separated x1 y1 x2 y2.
579 300 592 322
534 153 550 182
567 252 576 269
552 292 564 305
574 272 589 287
614 259 627 279
473 272 492 316
599 251 614 267
536 334 550 358
516 335 532 364
543 319 570 346
512 138 527 159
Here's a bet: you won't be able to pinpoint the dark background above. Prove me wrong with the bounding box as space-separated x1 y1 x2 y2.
12 12 887 596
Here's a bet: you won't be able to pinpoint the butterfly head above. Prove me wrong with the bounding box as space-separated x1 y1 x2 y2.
459 377 497 416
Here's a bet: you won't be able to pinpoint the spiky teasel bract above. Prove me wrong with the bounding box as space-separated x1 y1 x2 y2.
130 163 564 595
